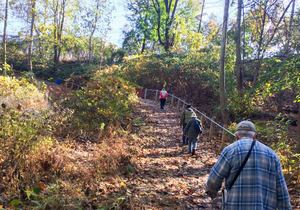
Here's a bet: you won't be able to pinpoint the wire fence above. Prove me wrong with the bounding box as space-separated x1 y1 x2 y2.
144 88 235 137
51 81 235 143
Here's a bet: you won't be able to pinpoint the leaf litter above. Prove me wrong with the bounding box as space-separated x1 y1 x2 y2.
125 98 300 209
125 99 223 209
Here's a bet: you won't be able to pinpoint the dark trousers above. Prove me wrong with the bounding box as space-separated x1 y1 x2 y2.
182 123 188 144
160 98 166 109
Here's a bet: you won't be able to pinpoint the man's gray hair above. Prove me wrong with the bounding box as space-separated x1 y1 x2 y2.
235 130 256 138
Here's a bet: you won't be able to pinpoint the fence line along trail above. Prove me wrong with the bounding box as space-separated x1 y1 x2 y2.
44 81 229 209
128 98 223 209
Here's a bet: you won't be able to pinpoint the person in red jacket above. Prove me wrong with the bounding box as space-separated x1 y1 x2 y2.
159 88 168 110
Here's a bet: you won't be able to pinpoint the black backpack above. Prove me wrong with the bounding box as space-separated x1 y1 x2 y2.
194 120 202 134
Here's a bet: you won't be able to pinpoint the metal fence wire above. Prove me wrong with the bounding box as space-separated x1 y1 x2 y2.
144 88 235 137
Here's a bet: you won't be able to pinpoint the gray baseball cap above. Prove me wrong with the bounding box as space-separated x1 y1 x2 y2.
236 121 256 132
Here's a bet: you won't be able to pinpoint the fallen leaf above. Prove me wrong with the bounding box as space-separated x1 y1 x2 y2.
39 182 45 190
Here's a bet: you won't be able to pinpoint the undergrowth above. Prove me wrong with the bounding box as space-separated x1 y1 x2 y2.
0 73 138 209
1 71 299 209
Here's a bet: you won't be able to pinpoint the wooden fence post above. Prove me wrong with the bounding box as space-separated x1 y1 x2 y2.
200 115 205 141
201 115 204 130
221 128 226 150
176 100 180 112
171 95 174 107
209 120 214 142
144 88 147 99
182 102 185 111
44 90 49 102
155 91 158 103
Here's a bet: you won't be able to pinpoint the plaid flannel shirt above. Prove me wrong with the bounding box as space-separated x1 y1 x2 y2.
205 137 292 210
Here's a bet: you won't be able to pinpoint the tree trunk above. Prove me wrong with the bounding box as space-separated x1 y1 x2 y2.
297 102 300 152
219 0 230 126
2 0 8 76
284 0 295 53
141 0 149 53
253 0 292 84
198 0 205 33
28 0 36 72
89 2 99 62
243 4 246 60
53 0 65 69
236 0 243 95
141 38 146 53
99 33 106 72
276 89 283 113
151 42 156 52
89 30 95 62
57 0 65 65
53 3 59 70
252 3 267 85
152 0 178 52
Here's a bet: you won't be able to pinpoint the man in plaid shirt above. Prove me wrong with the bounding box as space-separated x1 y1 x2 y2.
205 121 292 210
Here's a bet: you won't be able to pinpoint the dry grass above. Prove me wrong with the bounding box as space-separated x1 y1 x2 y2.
2 125 133 209
0 76 48 112
0 76 137 209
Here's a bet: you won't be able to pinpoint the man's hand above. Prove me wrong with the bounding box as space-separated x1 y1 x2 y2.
209 194 218 200
206 191 217 200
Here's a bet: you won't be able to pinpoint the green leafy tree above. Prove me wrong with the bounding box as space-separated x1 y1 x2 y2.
235 0 243 95
243 0 294 84
122 0 156 54
80 0 113 62
11 0 37 72
198 0 205 33
123 0 202 53
219 0 230 134
151 0 179 52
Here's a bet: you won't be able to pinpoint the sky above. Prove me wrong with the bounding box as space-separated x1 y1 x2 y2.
107 0 225 47
106 0 299 47
106 0 128 48
2 0 224 47
3 0 299 48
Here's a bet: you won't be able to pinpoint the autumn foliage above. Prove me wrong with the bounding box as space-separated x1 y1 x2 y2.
0 74 138 209
63 74 137 130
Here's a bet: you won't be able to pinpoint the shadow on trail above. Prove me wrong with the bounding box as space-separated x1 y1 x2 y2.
143 150 184 158
141 143 180 149
131 99 222 209
136 162 209 178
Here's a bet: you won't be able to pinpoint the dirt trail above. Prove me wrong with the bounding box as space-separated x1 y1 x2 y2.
128 99 222 209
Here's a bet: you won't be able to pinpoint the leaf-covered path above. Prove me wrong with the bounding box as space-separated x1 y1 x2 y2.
128 99 222 209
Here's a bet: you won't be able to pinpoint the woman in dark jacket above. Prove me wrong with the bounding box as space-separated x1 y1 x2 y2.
183 113 203 155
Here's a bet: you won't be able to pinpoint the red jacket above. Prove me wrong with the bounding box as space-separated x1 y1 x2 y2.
160 91 168 99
